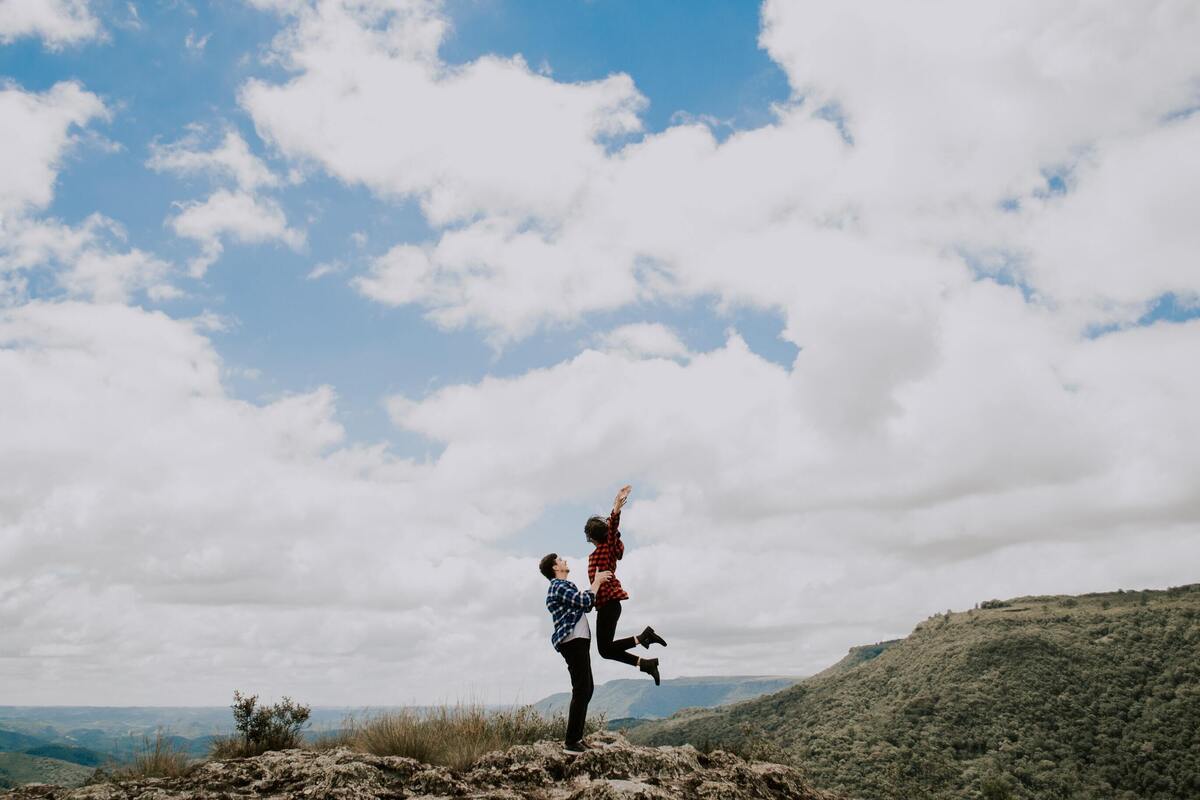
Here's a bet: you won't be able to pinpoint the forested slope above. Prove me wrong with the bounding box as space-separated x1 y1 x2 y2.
630 584 1200 800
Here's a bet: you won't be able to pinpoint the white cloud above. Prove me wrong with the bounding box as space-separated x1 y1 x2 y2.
1 214 173 303
1018 113 1200 321
307 259 345 280
184 29 211 54
0 0 101 48
0 301 555 704
0 80 107 215
596 322 690 361
149 129 281 193
381 300 1200 682
149 129 303 275
240 0 645 228
241 0 1200 342
0 81 176 303
168 189 305 276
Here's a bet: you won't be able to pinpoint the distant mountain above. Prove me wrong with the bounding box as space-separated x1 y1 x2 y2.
0 706 370 768
533 675 801 721
0 753 93 790
630 584 1200 800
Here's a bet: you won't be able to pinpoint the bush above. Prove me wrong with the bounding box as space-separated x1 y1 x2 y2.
343 704 603 770
211 691 311 758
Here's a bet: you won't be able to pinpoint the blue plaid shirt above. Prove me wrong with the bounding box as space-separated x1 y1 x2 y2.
546 578 595 651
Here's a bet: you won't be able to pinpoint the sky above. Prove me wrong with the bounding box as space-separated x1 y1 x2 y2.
1 0 1198 707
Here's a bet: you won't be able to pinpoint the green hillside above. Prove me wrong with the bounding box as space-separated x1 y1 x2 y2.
19 745 106 768
0 731 46 752
0 752 93 789
533 675 800 720
630 584 1200 800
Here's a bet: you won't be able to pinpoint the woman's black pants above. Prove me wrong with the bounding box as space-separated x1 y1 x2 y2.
595 601 640 667
558 637 593 745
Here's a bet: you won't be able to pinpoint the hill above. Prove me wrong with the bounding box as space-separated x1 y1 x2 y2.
0 754 93 791
0 734 45 755
17 746 105 768
0 733 844 799
630 584 1200 800
534 675 801 721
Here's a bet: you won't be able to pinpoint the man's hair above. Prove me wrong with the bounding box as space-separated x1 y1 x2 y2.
584 515 609 544
539 553 558 581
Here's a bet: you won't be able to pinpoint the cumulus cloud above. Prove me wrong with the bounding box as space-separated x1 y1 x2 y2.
595 323 690 361
1 214 173 303
149 129 303 275
382 303 1200 677
0 302 557 704
149 129 280 192
239 0 645 225
0 80 176 303
168 189 305 276
242 0 1200 342
0 0 101 48
0 80 107 215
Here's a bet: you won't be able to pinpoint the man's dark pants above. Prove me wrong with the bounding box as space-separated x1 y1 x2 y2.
558 637 594 745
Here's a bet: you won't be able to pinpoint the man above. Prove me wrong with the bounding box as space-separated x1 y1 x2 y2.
539 552 611 755
586 484 667 685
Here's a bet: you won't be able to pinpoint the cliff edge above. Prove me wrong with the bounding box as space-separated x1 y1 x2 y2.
0 732 843 800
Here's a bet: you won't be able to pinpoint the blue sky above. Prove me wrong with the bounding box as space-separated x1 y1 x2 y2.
2 0 796 453
3 0 1198 705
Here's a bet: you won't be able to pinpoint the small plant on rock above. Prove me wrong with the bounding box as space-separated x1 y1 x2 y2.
211 690 311 758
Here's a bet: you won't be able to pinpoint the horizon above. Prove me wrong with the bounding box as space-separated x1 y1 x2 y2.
2 0 1199 707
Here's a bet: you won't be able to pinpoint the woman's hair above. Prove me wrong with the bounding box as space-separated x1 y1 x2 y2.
584 515 609 544
539 553 558 580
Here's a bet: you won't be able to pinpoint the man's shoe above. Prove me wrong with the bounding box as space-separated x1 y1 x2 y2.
639 657 661 686
563 742 586 755
638 626 667 649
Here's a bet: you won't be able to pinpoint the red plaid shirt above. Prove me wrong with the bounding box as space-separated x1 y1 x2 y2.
587 510 629 606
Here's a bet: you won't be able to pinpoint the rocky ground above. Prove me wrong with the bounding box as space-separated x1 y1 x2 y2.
0 732 843 800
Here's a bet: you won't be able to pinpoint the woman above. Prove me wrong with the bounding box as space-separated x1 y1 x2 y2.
586 484 668 684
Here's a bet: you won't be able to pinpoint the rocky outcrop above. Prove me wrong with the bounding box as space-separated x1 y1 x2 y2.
0 733 842 800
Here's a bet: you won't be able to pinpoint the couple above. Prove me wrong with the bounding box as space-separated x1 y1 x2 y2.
538 484 667 755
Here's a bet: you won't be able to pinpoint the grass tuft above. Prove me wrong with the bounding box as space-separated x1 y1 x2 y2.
106 730 193 780
337 704 604 770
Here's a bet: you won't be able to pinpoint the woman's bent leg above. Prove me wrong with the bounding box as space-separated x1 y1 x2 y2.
595 601 640 667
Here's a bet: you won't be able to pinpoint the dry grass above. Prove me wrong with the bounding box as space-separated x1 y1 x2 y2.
109 730 193 780
335 704 604 771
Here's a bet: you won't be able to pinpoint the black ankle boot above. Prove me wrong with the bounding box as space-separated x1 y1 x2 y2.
639 657 661 686
638 626 667 649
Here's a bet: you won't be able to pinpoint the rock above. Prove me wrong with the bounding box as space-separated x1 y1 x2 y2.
0 733 843 800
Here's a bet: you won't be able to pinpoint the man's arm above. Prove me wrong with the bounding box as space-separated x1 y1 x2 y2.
553 579 596 611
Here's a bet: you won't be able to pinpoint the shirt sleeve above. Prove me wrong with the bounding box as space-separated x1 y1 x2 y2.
552 579 594 611
567 583 595 611
609 510 624 561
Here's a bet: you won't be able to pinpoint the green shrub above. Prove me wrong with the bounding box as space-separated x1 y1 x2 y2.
211 691 311 758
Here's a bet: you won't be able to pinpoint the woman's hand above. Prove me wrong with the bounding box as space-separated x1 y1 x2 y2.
612 484 632 514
